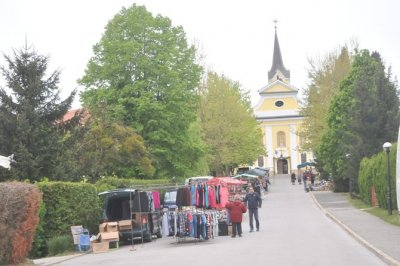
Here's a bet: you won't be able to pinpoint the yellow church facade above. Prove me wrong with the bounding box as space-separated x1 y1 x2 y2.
253 28 313 175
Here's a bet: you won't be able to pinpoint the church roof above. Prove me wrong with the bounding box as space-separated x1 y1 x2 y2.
268 29 290 81
258 79 298 95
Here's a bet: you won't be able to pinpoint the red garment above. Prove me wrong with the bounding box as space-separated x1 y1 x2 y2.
208 186 217 209
152 191 160 209
225 201 247 223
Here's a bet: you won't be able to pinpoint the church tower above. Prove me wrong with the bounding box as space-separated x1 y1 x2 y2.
268 26 290 84
253 24 312 175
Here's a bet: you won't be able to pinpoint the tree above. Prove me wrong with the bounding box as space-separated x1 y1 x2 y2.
0 47 75 181
318 49 400 191
79 4 205 178
299 46 352 152
199 71 264 176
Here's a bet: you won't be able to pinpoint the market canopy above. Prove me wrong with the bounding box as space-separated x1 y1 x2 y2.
232 173 259 180
208 177 247 185
247 167 269 177
297 162 316 169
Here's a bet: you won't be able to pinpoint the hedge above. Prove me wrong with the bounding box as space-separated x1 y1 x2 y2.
0 182 42 265
30 181 102 258
358 143 397 210
95 176 175 193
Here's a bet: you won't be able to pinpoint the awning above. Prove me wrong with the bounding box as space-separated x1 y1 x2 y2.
208 177 247 185
297 162 316 169
232 173 259 180
247 168 269 177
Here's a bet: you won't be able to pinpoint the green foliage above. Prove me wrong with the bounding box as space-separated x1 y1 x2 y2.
199 71 265 175
318 49 400 191
47 235 74 256
300 46 352 151
36 181 102 254
0 46 76 182
72 116 154 181
29 202 47 259
79 4 205 178
358 143 397 211
95 176 174 193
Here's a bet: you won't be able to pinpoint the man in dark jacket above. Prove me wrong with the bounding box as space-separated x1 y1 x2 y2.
244 186 262 232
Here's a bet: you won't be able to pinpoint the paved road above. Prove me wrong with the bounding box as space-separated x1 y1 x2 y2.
35 174 387 266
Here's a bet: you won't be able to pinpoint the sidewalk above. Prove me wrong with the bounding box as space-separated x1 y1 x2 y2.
311 191 400 266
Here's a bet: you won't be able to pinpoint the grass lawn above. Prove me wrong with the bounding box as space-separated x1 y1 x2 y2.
345 194 400 227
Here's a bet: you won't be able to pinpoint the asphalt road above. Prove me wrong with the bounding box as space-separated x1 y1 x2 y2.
35 175 386 266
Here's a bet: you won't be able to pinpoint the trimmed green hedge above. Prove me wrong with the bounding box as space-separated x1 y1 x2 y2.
30 181 102 258
95 176 175 193
358 143 397 210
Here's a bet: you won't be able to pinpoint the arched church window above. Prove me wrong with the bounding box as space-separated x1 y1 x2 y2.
277 131 286 147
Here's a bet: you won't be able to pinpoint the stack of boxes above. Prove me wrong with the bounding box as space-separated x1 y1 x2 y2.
91 222 120 253
70 225 90 251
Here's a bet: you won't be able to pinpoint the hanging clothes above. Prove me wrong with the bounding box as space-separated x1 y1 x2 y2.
152 191 161 209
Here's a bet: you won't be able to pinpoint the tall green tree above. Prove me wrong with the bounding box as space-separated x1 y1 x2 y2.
319 49 400 191
79 4 205 178
299 46 352 152
0 46 75 181
199 71 264 176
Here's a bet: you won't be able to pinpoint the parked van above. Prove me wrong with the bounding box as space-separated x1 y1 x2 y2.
184 176 213 185
98 189 162 242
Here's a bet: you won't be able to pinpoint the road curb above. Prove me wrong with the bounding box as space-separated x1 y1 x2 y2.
309 192 400 266
33 252 89 266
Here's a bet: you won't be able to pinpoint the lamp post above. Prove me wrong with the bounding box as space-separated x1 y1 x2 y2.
345 153 353 198
382 142 392 215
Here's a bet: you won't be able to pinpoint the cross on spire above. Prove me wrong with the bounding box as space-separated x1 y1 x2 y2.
273 19 278 31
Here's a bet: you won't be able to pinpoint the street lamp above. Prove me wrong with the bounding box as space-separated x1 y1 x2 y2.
382 142 393 215
345 153 353 198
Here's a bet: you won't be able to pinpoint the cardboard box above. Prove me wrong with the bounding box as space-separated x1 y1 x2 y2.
92 241 109 253
98 231 119 242
118 220 132 230
72 234 80 245
99 223 107 233
106 222 118 232
70 225 83 235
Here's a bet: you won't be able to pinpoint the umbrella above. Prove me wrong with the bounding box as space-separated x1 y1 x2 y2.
232 173 259 179
247 168 269 177
297 162 316 169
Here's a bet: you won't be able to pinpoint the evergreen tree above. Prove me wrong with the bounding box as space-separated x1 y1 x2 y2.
0 46 75 181
319 49 400 191
199 71 264 176
79 4 205 178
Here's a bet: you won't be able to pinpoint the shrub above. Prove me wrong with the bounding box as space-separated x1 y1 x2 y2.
29 181 102 258
95 176 174 193
0 182 42 264
29 202 47 258
47 235 75 256
358 143 397 210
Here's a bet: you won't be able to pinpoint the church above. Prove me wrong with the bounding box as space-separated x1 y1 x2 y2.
253 27 313 175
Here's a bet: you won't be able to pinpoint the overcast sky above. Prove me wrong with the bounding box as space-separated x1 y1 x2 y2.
1 0 399 108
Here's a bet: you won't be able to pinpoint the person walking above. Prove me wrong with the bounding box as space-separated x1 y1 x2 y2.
244 186 262 232
225 194 247 237
290 172 296 185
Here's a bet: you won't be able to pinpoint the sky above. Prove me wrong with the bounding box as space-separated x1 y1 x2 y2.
1 0 400 108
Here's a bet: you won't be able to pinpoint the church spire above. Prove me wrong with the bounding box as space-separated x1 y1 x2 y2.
268 21 290 83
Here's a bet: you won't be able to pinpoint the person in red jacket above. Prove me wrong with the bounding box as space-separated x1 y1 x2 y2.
225 194 247 238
